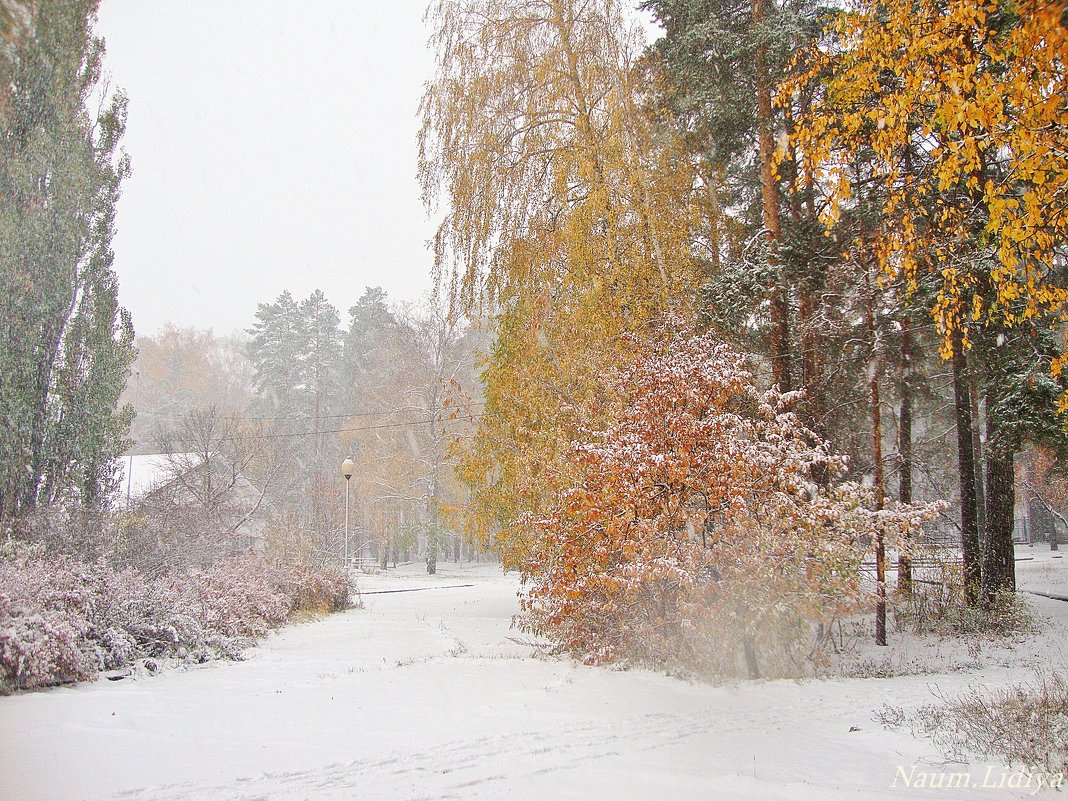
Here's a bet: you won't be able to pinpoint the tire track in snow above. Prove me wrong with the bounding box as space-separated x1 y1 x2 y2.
107 711 714 801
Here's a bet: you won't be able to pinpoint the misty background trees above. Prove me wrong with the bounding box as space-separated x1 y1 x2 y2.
119 287 489 574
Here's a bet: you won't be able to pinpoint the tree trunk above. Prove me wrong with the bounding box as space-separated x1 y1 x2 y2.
952 332 982 604
1019 453 1034 547
798 289 823 428
426 525 438 575
425 454 438 577
752 0 791 391
792 161 823 440
703 168 723 276
896 315 913 594
864 267 887 646
426 407 440 575
970 384 988 552
982 447 1017 602
743 636 761 680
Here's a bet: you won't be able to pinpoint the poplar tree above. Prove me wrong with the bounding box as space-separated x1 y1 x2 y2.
0 0 135 519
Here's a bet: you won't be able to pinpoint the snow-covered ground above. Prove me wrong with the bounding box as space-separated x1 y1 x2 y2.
1017 548 1068 599
1 548 1066 801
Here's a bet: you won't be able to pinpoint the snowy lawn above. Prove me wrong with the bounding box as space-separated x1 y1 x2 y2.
1 549 1066 801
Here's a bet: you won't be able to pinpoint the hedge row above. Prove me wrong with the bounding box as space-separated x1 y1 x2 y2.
0 555 351 694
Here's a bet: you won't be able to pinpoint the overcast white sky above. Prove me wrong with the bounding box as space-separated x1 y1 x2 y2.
95 1 439 338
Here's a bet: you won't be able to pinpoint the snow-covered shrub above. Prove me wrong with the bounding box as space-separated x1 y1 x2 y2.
894 551 1036 637
517 327 940 679
167 557 350 638
879 672 1068 774
75 561 150 671
172 557 290 638
0 553 353 693
0 556 96 692
275 561 351 614
7 504 101 561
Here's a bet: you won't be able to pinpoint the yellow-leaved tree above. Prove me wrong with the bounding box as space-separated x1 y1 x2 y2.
418 0 704 566
783 0 1068 601
784 0 1068 358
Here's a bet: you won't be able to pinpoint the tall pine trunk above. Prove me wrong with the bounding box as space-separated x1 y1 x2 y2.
970 385 988 551
793 150 824 440
799 289 823 427
982 438 1017 602
896 315 913 593
752 0 791 391
864 267 887 645
952 331 981 604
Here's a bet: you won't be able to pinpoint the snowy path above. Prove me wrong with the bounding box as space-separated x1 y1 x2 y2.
2 556 1066 801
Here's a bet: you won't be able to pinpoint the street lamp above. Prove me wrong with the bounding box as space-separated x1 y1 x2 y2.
342 457 355 569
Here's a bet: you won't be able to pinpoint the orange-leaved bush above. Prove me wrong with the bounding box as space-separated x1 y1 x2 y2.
517 327 938 679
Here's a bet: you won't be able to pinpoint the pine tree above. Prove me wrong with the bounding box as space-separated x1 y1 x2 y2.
246 291 305 416
644 0 829 406
246 289 342 541
973 322 1068 600
342 286 398 412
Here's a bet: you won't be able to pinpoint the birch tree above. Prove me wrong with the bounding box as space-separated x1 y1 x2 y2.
419 0 704 561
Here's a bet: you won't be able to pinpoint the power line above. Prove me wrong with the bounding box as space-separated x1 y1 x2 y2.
137 401 486 424
200 412 487 443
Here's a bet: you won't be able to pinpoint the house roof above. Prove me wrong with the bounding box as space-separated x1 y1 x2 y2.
117 453 201 502
115 452 274 544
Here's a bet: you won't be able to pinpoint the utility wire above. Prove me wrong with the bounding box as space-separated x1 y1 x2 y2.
196 412 487 443
137 401 486 423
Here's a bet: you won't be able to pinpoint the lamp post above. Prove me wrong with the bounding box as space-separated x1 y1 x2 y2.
342 457 355 569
